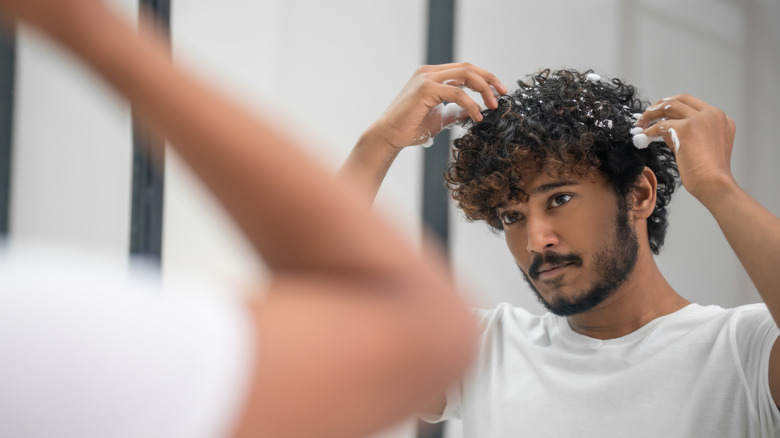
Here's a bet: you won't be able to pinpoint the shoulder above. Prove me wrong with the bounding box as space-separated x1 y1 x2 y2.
674 303 777 361
667 302 768 327
472 303 556 346
474 302 545 329
727 303 778 343
686 303 775 334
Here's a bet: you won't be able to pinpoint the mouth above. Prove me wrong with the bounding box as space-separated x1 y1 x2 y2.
536 262 576 280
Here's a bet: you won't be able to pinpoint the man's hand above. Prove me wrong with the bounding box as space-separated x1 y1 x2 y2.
341 63 505 202
364 63 507 151
635 94 737 204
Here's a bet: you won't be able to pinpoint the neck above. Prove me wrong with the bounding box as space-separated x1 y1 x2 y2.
566 248 690 340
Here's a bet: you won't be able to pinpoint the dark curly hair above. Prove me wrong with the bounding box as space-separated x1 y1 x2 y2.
444 68 680 254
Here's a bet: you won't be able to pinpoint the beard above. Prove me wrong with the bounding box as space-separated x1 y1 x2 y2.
519 206 639 317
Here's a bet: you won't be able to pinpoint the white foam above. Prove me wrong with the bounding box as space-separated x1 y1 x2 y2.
669 128 680 153
585 73 602 83
419 137 435 148
632 133 663 149
439 103 466 125
630 127 644 135
411 103 470 148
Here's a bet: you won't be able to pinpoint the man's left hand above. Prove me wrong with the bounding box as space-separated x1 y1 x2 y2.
635 94 737 204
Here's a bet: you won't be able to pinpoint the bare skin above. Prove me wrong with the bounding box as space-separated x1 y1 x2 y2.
342 68 780 410
496 168 690 339
0 3 477 438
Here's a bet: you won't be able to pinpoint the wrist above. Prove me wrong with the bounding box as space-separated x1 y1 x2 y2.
356 127 403 158
690 173 740 209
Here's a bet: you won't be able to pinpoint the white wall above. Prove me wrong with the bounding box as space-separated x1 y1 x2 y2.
10 0 138 257
8 1 780 438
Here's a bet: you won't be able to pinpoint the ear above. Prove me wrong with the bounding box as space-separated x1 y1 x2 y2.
630 167 657 220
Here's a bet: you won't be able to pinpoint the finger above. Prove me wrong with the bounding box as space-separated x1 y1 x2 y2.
430 68 498 109
433 83 485 122
420 62 507 96
665 94 708 111
456 63 507 96
633 120 681 154
636 98 698 128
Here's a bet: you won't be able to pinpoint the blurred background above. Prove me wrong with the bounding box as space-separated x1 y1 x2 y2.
3 0 779 437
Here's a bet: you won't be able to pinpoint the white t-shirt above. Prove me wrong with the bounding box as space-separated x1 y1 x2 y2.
426 302 780 437
0 247 255 438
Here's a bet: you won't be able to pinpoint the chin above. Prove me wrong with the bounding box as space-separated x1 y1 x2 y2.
533 282 617 317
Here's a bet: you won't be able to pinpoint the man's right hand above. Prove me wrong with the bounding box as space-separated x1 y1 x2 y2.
340 63 505 202
363 63 507 151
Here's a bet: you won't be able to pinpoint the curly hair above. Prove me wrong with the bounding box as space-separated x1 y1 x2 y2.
444 68 680 254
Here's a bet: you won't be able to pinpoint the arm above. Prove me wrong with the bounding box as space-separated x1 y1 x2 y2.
637 95 780 405
340 63 507 203
339 64 506 418
0 2 476 438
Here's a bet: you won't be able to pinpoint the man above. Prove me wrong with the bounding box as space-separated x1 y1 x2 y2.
342 64 780 436
0 2 476 438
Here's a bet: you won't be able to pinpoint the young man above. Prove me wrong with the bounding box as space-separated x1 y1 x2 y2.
342 64 780 436
0 2 476 438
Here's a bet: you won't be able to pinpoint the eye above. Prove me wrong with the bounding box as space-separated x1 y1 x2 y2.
500 211 524 225
550 194 572 208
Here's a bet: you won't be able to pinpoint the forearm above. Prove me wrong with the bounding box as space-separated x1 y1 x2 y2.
53 8 423 277
338 129 401 204
698 177 780 318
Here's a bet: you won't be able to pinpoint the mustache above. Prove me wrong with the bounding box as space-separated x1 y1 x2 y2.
528 252 583 279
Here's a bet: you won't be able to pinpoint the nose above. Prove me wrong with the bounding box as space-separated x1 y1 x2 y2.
526 215 559 254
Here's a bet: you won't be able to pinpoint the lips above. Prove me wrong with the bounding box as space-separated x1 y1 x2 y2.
537 262 575 279
538 262 573 274
528 252 582 279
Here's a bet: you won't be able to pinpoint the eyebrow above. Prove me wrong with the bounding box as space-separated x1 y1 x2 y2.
532 180 578 195
496 180 579 209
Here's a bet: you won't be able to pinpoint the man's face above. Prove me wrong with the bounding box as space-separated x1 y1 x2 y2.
496 171 639 316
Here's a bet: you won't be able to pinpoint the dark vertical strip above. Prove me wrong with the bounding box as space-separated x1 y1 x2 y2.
419 5 455 438
422 0 455 252
738 2 762 302
130 0 171 262
0 25 14 237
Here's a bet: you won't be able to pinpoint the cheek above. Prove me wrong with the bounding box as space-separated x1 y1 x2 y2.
503 230 529 267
